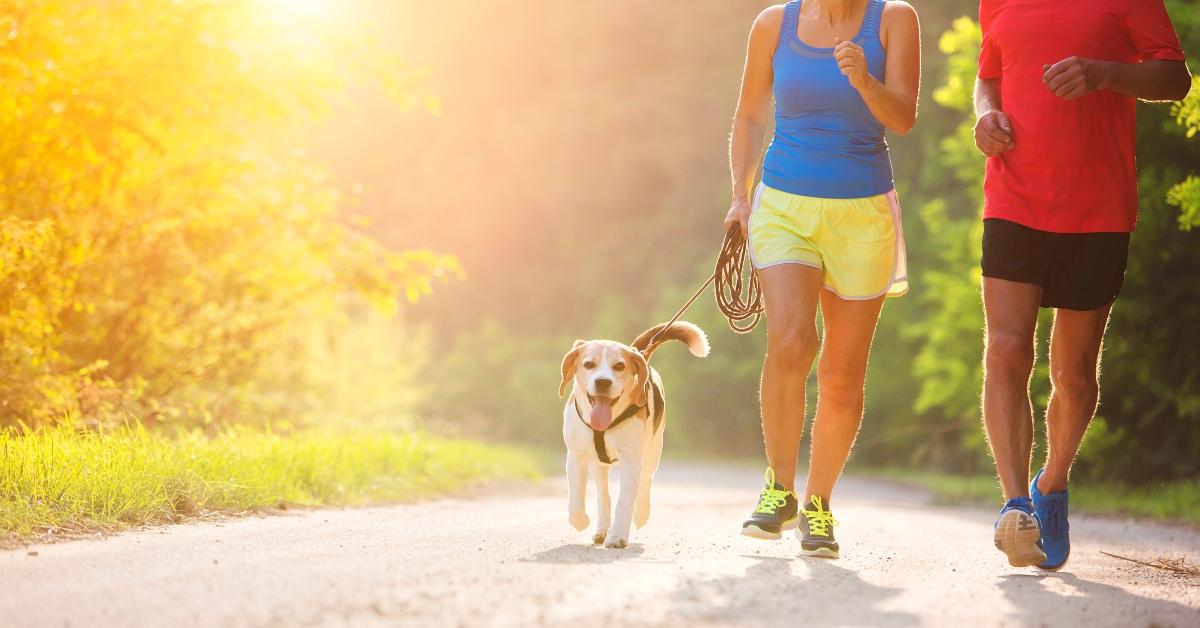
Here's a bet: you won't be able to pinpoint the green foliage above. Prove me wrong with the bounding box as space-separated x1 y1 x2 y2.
1168 175 1200 230
0 0 457 427
0 423 540 536
1168 77 1200 230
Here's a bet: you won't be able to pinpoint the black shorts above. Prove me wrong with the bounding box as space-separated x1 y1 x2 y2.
981 218 1129 311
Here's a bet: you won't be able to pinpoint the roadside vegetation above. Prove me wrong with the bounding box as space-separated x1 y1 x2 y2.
0 425 539 538
0 1 534 540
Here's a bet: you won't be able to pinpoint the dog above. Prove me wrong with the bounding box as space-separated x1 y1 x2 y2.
559 321 709 548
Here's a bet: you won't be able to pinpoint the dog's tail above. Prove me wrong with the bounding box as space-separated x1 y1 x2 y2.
632 321 710 360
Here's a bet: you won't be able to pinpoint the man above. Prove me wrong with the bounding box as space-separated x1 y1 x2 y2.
973 0 1191 570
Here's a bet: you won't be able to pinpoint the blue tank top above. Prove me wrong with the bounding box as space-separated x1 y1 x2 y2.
761 0 893 199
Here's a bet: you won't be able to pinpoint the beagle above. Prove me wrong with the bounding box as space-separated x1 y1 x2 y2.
558 321 709 548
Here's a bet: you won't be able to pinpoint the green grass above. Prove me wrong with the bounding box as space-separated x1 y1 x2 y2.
876 469 1200 525
0 425 541 537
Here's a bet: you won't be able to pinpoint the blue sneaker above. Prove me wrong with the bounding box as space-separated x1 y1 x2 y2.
993 497 1047 567
1030 468 1070 570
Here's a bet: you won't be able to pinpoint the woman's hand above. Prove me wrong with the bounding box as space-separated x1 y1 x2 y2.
724 197 752 238
834 39 872 91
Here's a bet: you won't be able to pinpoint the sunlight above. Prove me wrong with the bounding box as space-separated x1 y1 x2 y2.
259 0 338 18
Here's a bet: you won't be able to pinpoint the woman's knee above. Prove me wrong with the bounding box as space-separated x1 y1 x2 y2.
818 362 867 408
767 326 819 372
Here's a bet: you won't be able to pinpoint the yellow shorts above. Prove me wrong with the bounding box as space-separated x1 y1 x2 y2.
748 183 909 300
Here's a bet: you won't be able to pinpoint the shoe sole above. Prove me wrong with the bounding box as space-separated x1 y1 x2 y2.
799 546 839 559
741 515 800 541
994 510 1047 567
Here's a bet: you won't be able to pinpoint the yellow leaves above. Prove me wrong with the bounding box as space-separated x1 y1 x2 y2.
0 0 454 428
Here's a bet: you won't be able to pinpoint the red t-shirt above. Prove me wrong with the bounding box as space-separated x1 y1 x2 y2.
978 0 1186 233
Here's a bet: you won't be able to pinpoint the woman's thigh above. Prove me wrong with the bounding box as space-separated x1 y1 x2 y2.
757 263 824 346
817 290 886 385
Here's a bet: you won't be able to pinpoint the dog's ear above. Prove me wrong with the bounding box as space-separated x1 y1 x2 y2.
622 347 651 407
559 343 586 398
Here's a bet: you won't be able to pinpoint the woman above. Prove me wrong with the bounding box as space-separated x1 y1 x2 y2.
724 0 920 558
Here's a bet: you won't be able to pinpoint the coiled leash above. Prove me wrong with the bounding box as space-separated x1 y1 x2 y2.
641 225 764 357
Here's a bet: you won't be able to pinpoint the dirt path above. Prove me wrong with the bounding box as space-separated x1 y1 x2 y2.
2 463 1198 627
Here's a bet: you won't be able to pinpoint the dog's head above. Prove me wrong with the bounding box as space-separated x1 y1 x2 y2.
559 339 649 431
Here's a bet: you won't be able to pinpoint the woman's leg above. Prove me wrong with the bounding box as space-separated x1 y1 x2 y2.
757 264 825 491
803 290 886 503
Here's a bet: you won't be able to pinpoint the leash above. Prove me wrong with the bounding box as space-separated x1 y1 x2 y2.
641 225 763 355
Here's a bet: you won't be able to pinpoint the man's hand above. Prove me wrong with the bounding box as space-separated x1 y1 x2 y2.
723 197 751 238
974 109 1013 157
834 38 872 91
1043 56 1107 100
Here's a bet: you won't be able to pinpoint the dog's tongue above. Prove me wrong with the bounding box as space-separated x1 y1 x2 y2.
590 397 614 431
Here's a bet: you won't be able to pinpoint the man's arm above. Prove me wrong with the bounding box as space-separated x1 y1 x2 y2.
973 77 1013 157
1043 57 1192 102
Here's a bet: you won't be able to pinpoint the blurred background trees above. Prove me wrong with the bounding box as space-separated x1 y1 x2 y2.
0 0 456 428
2 0 1197 486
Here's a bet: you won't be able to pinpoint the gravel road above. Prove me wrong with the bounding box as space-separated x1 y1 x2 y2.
2 463 1198 627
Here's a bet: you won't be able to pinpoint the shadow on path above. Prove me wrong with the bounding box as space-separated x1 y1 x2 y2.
524 543 646 564
670 555 919 626
998 571 1198 626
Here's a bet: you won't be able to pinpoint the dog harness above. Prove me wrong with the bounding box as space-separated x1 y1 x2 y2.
574 380 665 464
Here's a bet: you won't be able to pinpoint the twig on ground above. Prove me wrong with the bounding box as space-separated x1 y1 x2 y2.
1100 550 1200 577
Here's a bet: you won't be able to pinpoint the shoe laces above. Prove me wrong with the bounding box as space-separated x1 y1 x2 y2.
803 496 838 537
754 468 790 515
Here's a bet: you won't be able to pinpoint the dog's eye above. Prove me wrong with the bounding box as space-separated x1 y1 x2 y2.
582 361 596 369
612 362 626 372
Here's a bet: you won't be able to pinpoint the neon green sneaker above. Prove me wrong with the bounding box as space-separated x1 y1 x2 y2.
741 468 799 540
797 495 840 558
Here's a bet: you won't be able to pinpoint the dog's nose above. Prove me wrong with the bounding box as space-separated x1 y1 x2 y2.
594 377 613 392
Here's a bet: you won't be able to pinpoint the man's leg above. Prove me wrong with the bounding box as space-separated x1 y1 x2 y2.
1038 305 1112 494
982 277 1043 499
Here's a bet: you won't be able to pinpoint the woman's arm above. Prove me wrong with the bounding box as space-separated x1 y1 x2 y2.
724 7 782 236
834 1 920 135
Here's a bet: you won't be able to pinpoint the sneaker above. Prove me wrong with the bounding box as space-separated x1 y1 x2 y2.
1030 468 1070 571
797 495 839 559
741 468 799 540
993 497 1047 567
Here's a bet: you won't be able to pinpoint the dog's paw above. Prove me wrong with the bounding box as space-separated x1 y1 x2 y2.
603 533 629 549
568 510 590 531
591 530 607 545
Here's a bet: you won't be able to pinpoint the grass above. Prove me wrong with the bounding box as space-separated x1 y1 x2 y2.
877 469 1200 525
0 424 541 538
